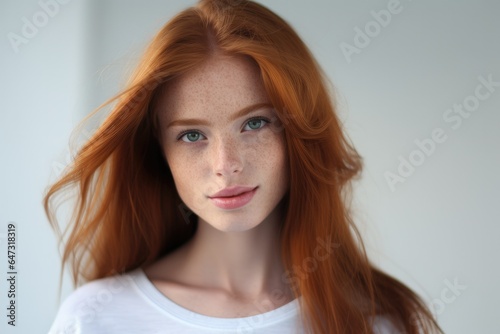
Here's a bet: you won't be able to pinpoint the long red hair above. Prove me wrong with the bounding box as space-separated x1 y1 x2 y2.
44 1 442 333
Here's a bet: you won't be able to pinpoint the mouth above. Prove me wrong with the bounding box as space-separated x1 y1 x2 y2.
209 186 258 210
209 185 258 198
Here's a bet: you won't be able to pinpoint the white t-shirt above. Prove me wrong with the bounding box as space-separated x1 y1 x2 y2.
48 268 400 334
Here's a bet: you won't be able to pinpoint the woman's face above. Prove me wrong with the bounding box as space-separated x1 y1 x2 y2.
157 54 289 232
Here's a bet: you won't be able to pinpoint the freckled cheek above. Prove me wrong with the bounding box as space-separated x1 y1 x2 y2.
247 132 287 169
272 143 288 175
165 149 203 190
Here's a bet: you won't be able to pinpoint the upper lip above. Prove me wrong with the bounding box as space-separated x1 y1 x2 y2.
209 186 257 198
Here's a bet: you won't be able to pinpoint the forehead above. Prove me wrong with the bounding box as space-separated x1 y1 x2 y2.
157 55 269 121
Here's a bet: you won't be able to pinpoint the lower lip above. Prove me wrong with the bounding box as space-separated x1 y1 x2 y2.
209 187 258 210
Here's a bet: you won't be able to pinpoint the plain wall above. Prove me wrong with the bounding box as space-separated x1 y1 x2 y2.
1 0 498 333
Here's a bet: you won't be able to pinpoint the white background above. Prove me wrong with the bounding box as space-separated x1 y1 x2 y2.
1 0 498 333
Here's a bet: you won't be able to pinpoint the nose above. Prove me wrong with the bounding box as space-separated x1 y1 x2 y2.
211 134 243 177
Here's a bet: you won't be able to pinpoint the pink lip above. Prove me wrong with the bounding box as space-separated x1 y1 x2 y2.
209 186 258 210
209 186 257 198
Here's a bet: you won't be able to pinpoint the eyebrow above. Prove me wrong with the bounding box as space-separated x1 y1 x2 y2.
165 102 274 129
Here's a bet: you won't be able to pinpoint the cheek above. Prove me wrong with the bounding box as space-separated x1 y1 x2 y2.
164 148 199 190
249 130 287 172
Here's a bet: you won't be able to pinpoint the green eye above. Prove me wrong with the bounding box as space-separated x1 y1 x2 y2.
243 117 270 131
178 131 205 143
177 116 270 143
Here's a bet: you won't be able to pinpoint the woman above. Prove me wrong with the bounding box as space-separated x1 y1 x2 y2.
45 0 443 333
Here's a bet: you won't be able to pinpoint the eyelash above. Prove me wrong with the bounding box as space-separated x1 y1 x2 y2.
176 116 271 143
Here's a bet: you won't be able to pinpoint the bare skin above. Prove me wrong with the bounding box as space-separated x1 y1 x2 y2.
143 52 295 318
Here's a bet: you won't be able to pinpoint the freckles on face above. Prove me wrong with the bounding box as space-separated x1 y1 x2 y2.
155 54 289 229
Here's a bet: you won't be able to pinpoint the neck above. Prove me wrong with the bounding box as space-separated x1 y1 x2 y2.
179 199 293 303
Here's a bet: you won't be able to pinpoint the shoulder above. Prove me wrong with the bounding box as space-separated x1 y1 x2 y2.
48 271 138 334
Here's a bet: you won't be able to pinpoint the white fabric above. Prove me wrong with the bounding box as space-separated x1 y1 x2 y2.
48 268 400 333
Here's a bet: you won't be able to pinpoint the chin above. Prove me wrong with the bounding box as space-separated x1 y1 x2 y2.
221 221 262 232
202 215 263 233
